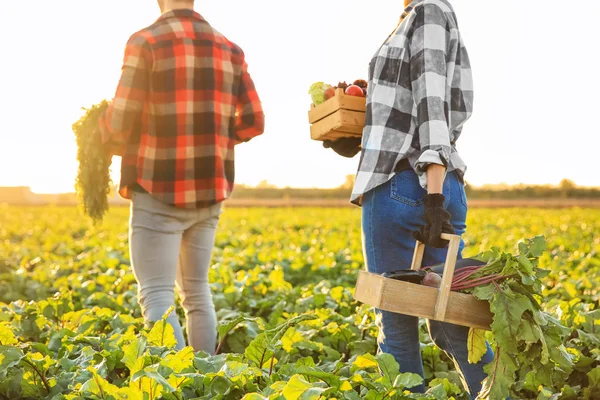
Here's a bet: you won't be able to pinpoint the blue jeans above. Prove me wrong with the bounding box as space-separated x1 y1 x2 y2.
361 170 494 397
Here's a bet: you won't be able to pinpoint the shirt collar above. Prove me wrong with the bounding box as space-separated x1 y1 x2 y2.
405 0 452 12
156 9 205 23
400 0 424 22
405 0 424 11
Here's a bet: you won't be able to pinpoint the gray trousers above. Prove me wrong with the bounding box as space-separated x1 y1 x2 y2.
129 191 221 353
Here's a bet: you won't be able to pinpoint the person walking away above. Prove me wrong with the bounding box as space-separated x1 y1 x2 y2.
323 0 494 398
98 0 265 353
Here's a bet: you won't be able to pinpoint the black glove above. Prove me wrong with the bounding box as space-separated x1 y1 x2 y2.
322 137 361 158
413 194 455 248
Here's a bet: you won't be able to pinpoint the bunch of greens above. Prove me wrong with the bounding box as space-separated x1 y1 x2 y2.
461 237 575 399
73 101 111 224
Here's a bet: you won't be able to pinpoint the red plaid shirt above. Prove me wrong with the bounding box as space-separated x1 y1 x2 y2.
99 9 264 208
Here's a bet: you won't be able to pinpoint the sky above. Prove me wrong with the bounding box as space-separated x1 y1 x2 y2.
1 0 599 194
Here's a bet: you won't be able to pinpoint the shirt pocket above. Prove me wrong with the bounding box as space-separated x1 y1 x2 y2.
373 45 405 87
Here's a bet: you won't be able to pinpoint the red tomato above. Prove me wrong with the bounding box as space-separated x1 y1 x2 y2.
345 85 364 97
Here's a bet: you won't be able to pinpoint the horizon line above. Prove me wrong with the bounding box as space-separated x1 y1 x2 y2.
1 179 599 195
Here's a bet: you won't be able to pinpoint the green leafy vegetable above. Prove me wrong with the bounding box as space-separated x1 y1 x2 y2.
308 82 332 106
73 100 112 224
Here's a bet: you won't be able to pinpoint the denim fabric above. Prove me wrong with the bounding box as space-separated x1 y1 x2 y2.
361 170 494 397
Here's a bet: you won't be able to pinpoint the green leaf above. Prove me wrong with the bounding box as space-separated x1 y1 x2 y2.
467 328 487 364
282 374 327 400
20 375 44 398
375 353 399 388
428 377 461 396
116 386 145 400
194 354 228 373
479 347 517 400
147 319 177 348
122 337 147 375
527 236 547 258
222 360 249 381
0 322 18 345
244 331 273 369
353 354 378 369
537 386 555 400
426 383 448 400
295 357 316 368
207 374 232 395
559 384 580 400
80 367 120 397
131 367 176 393
244 314 317 368
241 394 267 400
588 367 600 387
161 346 194 373
518 253 535 275
264 380 287 396
473 284 497 301
393 372 423 389
282 327 305 352
0 346 24 371
296 366 341 388
489 286 532 354
217 315 260 343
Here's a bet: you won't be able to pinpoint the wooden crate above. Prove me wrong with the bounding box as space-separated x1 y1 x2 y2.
308 88 366 141
354 234 493 330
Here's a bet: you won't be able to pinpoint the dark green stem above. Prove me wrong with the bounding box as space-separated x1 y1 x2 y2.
23 359 51 395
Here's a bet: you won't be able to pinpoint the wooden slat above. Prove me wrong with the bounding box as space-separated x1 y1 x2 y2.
434 235 461 321
354 270 493 330
410 242 425 271
310 109 365 141
354 271 386 308
308 88 366 124
320 130 363 140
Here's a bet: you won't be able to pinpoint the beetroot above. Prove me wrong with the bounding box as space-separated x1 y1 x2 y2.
423 272 442 288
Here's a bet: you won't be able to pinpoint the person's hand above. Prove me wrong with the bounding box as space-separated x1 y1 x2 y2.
413 194 455 248
322 137 361 158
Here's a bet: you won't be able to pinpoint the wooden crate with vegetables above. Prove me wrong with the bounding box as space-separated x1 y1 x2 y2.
354 234 494 330
355 234 570 398
308 80 367 141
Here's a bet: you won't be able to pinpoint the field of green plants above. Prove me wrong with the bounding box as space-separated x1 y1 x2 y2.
0 205 599 400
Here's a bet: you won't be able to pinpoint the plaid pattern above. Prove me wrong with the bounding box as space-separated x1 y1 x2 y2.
351 0 472 205
99 10 264 208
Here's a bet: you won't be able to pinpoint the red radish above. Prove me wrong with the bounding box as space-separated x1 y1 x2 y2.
423 272 442 288
324 87 336 101
345 85 364 97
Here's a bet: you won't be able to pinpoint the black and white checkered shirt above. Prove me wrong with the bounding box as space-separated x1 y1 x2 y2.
351 0 472 205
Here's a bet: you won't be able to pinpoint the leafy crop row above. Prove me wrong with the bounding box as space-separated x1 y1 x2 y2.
0 206 598 399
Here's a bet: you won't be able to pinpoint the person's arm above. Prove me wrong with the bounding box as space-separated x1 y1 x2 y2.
234 54 265 144
409 4 455 247
426 164 445 194
98 33 151 156
409 3 452 190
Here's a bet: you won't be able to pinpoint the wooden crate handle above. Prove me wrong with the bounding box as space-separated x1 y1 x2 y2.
409 233 461 321
410 241 425 271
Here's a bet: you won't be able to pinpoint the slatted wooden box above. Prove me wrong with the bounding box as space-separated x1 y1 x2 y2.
308 88 366 141
353 234 494 330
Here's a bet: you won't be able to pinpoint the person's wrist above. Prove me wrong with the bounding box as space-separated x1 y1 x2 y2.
424 193 445 208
